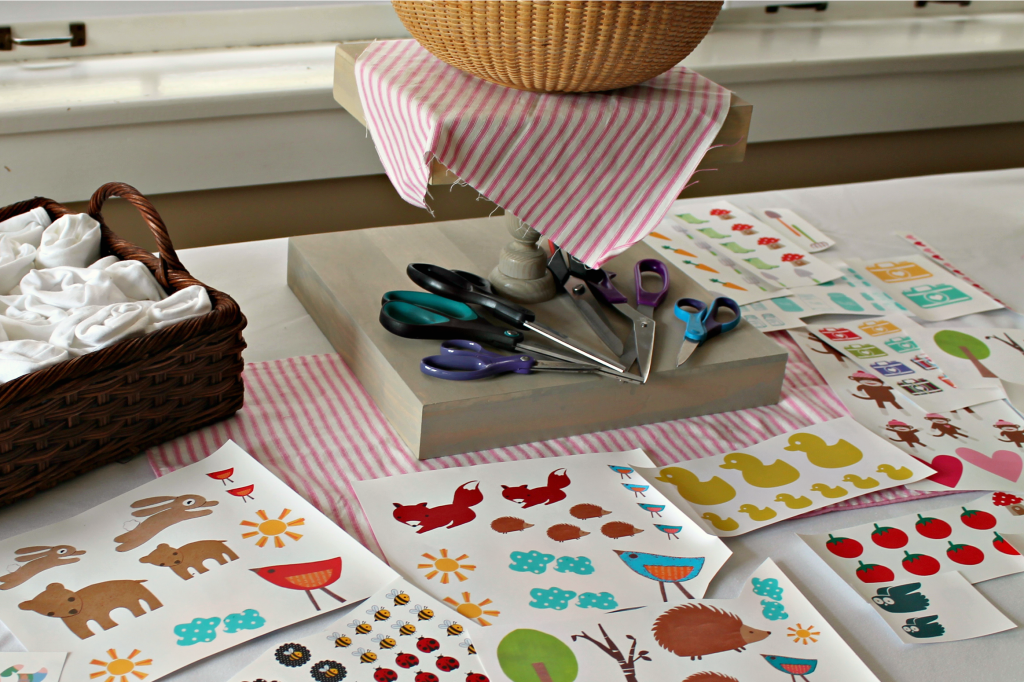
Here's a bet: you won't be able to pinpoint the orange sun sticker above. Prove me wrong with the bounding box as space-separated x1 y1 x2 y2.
240 508 305 548
787 623 821 645
443 592 500 626
89 648 153 682
418 549 476 584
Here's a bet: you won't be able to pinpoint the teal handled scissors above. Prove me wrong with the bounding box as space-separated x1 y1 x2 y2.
674 296 742 367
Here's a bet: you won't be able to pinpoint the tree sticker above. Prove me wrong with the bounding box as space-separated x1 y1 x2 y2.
933 330 996 378
497 628 578 682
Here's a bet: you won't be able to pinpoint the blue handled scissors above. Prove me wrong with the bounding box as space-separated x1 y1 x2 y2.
674 297 742 367
421 340 622 382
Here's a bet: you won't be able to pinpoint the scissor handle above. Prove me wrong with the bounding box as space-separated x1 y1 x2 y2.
635 259 669 310
380 301 523 350
703 297 741 339
674 298 709 342
381 291 478 321
440 339 505 361
588 270 628 305
420 351 536 381
408 263 535 328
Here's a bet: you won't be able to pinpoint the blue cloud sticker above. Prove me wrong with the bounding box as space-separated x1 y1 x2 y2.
509 550 555 574
223 609 266 633
529 587 576 610
761 599 789 621
576 592 618 609
554 556 595 575
174 617 221 646
752 577 784 601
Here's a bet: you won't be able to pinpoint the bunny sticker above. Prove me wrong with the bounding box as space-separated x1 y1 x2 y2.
114 494 219 552
0 545 86 591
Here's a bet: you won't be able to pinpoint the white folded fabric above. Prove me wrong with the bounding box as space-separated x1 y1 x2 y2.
0 293 75 341
35 213 102 269
88 255 120 270
17 267 131 309
0 236 36 295
0 206 51 248
0 339 69 383
146 285 211 332
95 259 167 302
50 301 152 357
0 319 6 342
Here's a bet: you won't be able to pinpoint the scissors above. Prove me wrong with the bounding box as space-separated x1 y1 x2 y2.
421 340 619 381
547 247 624 357
587 258 670 383
407 263 626 373
674 296 742 367
380 291 642 383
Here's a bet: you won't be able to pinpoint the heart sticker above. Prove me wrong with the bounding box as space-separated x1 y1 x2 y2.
926 455 964 488
957 448 1024 483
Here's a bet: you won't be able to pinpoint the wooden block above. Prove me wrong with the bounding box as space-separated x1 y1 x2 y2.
333 41 751 185
287 216 787 459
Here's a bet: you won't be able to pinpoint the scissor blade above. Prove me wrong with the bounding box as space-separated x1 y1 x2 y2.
568 283 625 356
523 321 627 372
636 319 656 383
676 338 700 367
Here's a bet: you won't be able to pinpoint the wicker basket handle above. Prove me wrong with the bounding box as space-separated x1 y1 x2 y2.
88 182 187 284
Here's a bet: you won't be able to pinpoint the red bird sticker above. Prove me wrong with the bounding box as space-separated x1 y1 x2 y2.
250 557 347 611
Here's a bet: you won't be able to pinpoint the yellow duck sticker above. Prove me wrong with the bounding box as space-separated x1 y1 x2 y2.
784 433 864 469
774 493 812 509
719 453 800 488
654 467 736 506
700 513 739 532
809 483 848 499
737 504 777 522
876 464 913 480
842 474 879 489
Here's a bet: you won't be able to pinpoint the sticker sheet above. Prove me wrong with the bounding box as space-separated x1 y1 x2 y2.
807 315 1006 412
924 327 1024 391
789 330 1024 493
800 492 1024 642
752 207 836 252
227 577 484 682
645 218 788 306
846 255 1002 321
353 452 732 624
634 418 934 537
0 441 395 682
0 653 67 682
472 559 881 682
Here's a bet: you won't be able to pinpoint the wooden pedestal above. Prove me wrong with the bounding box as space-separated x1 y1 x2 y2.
287 216 787 459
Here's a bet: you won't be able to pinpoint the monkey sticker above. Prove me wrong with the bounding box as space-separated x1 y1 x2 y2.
884 421 930 449
848 371 908 415
924 414 973 440
994 420 1024 449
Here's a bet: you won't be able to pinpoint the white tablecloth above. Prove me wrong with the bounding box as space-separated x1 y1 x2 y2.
2 168 1022 682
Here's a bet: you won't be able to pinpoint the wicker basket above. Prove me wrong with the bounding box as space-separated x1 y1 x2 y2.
391 0 723 93
0 182 246 508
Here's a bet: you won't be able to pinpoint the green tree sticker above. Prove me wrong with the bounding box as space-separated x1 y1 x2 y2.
498 629 578 682
933 330 997 378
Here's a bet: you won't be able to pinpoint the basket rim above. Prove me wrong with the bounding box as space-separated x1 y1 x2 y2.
0 192 246 408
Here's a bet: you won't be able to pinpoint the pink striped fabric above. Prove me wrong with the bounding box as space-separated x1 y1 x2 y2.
354 39 731 268
146 333 942 552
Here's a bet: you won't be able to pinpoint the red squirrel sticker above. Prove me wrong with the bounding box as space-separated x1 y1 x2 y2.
392 482 483 533
501 469 571 508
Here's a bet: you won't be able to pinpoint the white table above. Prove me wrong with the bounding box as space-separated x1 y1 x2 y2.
2 168 1022 682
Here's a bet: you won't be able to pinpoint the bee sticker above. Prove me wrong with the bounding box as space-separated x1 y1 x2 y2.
309 659 346 682
411 604 435 621
367 604 392 622
459 638 476 655
372 633 397 650
352 647 378 664
440 619 464 637
391 619 417 636
274 643 311 668
348 619 373 635
327 632 352 648
388 589 411 607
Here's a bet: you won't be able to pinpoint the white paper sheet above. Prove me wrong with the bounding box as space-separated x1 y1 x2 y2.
923 327 1024 392
472 559 881 682
353 452 732 626
846 255 1002 321
807 315 1006 412
789 330 1024 494
227 577 485 682
753 207 836 252
634 418 934 537
0 441 395 682
0 652 67 682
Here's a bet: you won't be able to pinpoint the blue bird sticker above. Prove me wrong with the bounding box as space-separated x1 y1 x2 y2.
614 550 704 601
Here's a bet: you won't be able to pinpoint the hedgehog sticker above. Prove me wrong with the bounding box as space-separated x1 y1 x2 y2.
653 604 770 660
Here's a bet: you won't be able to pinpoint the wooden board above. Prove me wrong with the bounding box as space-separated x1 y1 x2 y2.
287 216 787 459
333 41 751 185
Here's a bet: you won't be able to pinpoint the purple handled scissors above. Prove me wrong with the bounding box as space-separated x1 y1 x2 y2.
420 340 641 382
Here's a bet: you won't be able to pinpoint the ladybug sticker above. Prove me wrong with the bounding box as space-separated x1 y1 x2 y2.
395 653 420 669
465 674 490 682
415 673 440 682
416 637 440 653
373 669 398 682
436 656 460 673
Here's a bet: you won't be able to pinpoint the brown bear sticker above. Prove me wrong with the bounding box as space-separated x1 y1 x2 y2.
19 580 162 639
114 494 219 552
139 540 239 580
0 545 86 591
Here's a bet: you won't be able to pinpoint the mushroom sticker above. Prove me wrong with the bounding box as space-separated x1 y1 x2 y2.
757 236 783 250
782 253 810 267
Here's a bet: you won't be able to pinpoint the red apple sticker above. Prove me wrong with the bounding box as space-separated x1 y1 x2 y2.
856 561 895 583
871 523 908 549
825 534 863 559
946 541 985 565
914 514 951 539
901 551 940 576
960 507 996 530
993 532 1020 556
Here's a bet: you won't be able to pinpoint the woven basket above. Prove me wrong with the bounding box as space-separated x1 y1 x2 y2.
0 182 246 508
391 0 723 93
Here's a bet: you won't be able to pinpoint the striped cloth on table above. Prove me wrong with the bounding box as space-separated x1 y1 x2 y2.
354 39 731 268
146 332 942 555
